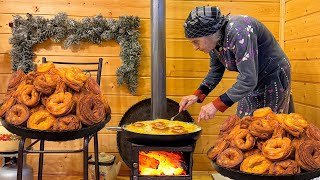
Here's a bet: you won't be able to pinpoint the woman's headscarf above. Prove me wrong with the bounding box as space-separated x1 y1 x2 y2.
184 6 228 38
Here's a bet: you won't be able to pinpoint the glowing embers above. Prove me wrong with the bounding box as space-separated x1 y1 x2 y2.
138 151 187 176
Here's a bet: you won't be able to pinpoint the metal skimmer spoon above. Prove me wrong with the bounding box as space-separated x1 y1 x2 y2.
170 112 181 120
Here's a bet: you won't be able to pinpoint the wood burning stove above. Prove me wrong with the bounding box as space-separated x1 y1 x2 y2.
116 98 198 180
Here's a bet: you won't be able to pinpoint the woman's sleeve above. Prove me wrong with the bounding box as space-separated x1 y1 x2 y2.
193 52 225 103
212 29 259 112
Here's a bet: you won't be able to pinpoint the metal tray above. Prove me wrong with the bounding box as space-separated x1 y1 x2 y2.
0 114 111 141
211 161 320 180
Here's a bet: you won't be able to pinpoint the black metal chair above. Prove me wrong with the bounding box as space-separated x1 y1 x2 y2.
16 57 104 180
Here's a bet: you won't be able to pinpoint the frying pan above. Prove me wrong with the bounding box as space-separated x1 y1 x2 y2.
106 121 202 146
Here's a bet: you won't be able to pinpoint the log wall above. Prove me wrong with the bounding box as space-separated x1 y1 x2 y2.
285 0 320 125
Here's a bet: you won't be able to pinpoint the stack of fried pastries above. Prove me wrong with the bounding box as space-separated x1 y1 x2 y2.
208 107 320 175
0 62 111 131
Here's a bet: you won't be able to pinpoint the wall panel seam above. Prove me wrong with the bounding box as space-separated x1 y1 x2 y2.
285 10 320 22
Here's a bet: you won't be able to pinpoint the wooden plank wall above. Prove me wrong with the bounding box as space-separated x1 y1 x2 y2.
0 0 280 178
285 0 320 125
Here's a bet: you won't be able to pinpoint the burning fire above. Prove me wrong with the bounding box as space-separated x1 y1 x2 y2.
139 151 187 176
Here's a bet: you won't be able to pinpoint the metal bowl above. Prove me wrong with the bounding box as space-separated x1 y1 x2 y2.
0 114 111 141
211 161 320 180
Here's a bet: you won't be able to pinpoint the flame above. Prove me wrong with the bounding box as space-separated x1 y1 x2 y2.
138 151 187 176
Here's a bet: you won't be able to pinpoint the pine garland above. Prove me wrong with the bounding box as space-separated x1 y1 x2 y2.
9 13 142 94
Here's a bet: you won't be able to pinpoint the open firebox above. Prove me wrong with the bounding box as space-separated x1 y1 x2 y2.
130 144 195 180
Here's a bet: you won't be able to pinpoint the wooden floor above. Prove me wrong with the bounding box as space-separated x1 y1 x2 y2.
35 171 216 180
116 172 214 180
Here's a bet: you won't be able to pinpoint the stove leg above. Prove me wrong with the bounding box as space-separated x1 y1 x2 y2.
38 140 45 180
93 133 99 180
83 136 89 180
17 138 26 180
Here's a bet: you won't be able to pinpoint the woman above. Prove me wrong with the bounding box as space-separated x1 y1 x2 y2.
179 6 292 121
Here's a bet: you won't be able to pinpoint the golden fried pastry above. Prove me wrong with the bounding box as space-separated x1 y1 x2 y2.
17 84 40 107
240 154 272 174
219 115 240 135
207 140 230 160
84 77 101 94
283 113 308 137
7 69 26 93
262 137 292 161
295 141 320 171
306 124 320 141
37 62 55 73
40 94 49 106
171 125 184 130
71 91 82 106
225 125 241 141
29 104 46 114
0 97 16 118
238 116 253 129
46 92 74 117
272 126 287 138
33 74 59 95
76 95 106 125
27 110 55 130
231 129 255 151
170 126 188 134
132 122 145 127
54 81 67 94
11 81 28 98
152 124 169 131
243 149 261 159
253 107 273 118
151 121 169 130
64 67 88 92
249 119 274 139
215 134 228 146
208 107 320 175
171 129 188 134
269 159 300 175
25 71 37 84
54 68 67 79
217 148 244 168
273 114 287 125
53 115 81 131
5 104 30 125
291 138 301 150
256 139 265 151
263 112 276 121
151 121 166 127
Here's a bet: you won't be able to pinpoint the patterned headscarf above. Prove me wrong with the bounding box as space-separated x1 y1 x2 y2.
184 6 228 38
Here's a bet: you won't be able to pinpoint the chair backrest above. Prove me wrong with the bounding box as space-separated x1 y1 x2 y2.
41 57 103 85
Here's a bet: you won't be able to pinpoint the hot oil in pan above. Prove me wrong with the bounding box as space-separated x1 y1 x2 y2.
124 119 201 135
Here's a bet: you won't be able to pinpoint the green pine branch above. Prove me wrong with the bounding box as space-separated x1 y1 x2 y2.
9 13 142 95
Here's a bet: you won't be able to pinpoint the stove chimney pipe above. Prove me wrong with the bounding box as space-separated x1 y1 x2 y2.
151 0 166 119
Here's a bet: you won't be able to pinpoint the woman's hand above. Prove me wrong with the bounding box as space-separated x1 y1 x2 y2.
179 95 199 112
198 102 218 122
